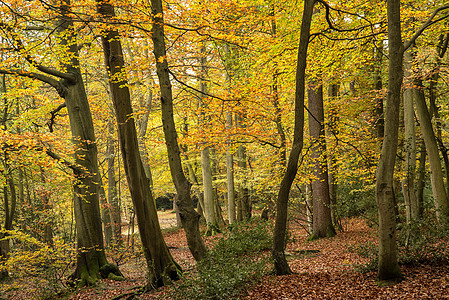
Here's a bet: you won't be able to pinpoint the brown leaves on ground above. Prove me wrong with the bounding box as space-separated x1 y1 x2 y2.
245 219 449 299
5 218 449 299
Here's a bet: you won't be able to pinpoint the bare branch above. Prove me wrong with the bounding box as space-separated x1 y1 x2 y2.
47 102 67 132
168 69 230 102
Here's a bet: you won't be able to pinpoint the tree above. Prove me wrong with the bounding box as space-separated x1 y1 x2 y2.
96 1 181 287
0 0 125 285
414 76 449 227
150 0 207 261
401 48 418 226
107 119 122 245
375 0 404 282
272 0 315 276
308 82 335 238
376 0 449 282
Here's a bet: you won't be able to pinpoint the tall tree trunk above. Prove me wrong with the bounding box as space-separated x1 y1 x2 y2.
271 5 287 168
401 48 417 225
150 0 207 261
99 184 113 246
107 120 122 245
97 1 180 287
416 140 426 219
272 0 314 276
202 147 217 233
50 1 112 286
236 114 251 220
374 41 385 140
414 78 449 227
308 83 335 238
376 0 403 281
226 111 236 225
327 84 341 230
224 44 236 225
428 33 449 194
199 44 217 233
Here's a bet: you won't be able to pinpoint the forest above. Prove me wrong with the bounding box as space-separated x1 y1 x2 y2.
0 0 449 298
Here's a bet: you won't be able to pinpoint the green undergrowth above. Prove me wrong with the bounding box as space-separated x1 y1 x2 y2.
168 218 273 300
349 217 449 273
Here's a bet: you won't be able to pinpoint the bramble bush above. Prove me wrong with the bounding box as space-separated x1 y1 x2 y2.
168 219 273 300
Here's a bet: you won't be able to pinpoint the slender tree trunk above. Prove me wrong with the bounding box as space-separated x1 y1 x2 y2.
0 77 11 280
401 48 417 225
376 0 403 281
272 0 314 276
236 114 251 220
416 140 426 219
428 34 449 188
327 84 341 230
199 44 217 233
374 41 385 140
107 120 122 245
150 0 207 261
308 83 335 238
271 8 287 168
224 44 236 225
97 1 180 287
226 116 236 224
99 184 113 246
202 147 217 233
414 78 449 227
305 182 313 234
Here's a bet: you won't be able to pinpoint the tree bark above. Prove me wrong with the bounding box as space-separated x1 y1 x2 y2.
99 184 113 246
401 48 417 225
97 1 180 287
374 41 385 140
226 116 236 225
272 0 314 276
107 120 122 245
46 0 114 286
202 147 217 233
416 140 426 219
150 0 207 261
236 114 251 220
327 84 341 230
308 83 335 238
224 44 236 225
414 78 449 227
376 0 403 282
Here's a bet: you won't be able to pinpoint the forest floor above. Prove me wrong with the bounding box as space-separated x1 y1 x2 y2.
4 215 449 299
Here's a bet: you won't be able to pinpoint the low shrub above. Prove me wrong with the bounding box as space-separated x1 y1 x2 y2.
0 229 75 299
350 216 449 273
168 219 273 299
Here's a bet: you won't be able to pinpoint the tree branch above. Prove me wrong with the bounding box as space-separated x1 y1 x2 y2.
404 5 449 51
0 68 61 91
47 102 67 132
0 21 76 82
